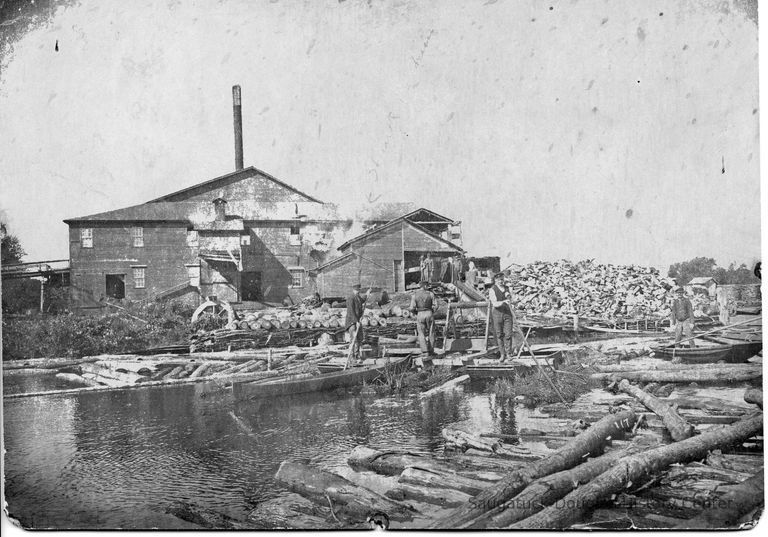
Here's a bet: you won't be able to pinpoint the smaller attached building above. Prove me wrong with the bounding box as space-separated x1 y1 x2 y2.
310 209 464 298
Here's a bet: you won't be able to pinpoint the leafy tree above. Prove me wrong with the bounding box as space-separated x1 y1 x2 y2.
1 222 25 264
667 257 717 285
669 257 761 285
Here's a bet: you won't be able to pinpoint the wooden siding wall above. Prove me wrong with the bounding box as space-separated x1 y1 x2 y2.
315 222 460 298
68 224 198 306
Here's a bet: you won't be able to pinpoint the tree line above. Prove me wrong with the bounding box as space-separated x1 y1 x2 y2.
667 256 761 286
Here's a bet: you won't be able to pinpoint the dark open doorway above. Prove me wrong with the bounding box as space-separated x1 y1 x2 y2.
240 271 262 301
105 274 125 299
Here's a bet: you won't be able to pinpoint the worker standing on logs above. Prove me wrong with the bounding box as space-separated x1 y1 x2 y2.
345 283 367 363
671 287 696 348
488 272 515 361
410 280 436 356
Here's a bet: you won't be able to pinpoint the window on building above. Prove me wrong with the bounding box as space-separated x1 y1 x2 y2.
240 233 251 246
289 267 305 288
132 266 146 289
186 264 200 288
105 274 125 299
131 226 144 247
289 225 301 246
186 230 199 247
81 228 93 248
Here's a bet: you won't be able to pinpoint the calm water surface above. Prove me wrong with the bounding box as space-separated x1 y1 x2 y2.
3 372 520 529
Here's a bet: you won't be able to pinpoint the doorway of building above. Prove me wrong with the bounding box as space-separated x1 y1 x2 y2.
240 271 262 301
105 274 125 299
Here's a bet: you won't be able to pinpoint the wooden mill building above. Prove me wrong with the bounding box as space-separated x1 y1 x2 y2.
63 86 464 310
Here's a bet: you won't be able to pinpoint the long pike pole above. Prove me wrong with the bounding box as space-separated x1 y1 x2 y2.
665 315 762 349
521 326 568 405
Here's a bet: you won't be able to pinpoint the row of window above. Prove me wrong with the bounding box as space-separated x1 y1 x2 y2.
80 227 303 248
80 227 143 248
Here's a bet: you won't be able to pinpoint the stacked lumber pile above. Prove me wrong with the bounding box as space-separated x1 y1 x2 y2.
506 259 676 320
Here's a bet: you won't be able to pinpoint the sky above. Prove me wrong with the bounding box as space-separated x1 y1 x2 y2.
0 0 761 272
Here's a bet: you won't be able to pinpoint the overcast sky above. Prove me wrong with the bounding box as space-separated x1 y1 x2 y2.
0 0 761 272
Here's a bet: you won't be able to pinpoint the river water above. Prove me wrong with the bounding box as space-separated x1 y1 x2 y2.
3 372 522 529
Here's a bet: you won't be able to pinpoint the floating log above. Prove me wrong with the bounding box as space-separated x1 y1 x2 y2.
469 440 649 529
347 446 502 481
275 461 417 522
432 410 638 528
420 375 469 398
188 362 214 379
247 493 338 530
166 502 252 529
399 467 496 495
385 483 471 508
591 366 762 383
662 396 751 414
55 372 101 387
675 472 764 529
596 362 761 373
744 388 763 409
510 413 763 529
618 379 695 442
442 428 535 459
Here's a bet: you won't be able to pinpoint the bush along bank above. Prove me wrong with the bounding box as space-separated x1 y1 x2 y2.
2 301 202 360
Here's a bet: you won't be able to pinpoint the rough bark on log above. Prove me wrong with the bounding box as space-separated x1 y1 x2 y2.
661 396 750 414
431 410 638 529
247 493 339 529
275 461 417 522
706 452 766 474
675 472 764 529
619 379 695 442
385 483 471 508
591 366 762 383
347 446 502 481
597 362 761 373
420 375 469 397
399 467 495 495
55 372 101 387
510 413 763 529
188 362 214 379
166 502 254 529
442 428 535 459
470 440 648 529
744 388 763 409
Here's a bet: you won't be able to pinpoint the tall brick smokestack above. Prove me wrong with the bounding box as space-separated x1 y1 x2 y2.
232 85 244 171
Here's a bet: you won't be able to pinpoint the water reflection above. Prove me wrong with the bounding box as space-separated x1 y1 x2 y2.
4 377 518 529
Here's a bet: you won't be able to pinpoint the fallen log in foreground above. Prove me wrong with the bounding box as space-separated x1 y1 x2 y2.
442 428 536 459
247 493 345 530
744 388 763 409
275 461 417 523
420 374 469 398
618 379 695 441
591 366 762 383
347 446 503 481
385 483 471 508
430 410 638 529
469 438 653 529
675 472 764 529
510 413 763 529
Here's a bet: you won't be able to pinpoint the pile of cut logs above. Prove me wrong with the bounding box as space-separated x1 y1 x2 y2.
507 259 677 320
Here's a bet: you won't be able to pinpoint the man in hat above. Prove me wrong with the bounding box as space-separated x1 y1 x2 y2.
410 280 436 356
670 287 696 348
346 283 367 362
488 272 515 361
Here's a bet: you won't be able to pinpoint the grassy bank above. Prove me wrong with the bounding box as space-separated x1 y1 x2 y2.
490 365 599 406
1 301 218 360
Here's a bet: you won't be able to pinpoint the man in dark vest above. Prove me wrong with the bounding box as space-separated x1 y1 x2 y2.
671 287 696 348
488 272 514 361
410 280 436 356
346 283 367 363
